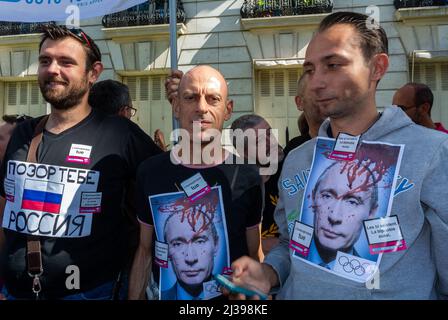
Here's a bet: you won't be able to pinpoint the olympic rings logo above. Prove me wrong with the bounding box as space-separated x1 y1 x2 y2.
204 281 220 294
338 256 374 276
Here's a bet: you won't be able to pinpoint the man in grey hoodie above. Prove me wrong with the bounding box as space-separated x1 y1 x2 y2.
229 11 448 299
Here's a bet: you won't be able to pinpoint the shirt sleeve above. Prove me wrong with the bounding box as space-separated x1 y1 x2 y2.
263 171 292 288
420 137 448 298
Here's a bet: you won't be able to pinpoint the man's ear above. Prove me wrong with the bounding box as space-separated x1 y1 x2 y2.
224 99 233 121
118 106 127 117
370 53 389 83
419 102 431 116
295 96 304 111
88 61 104 86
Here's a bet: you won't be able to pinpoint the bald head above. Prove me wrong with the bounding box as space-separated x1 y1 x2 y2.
179 65 229 100
393 82 434 126
173 65 233 144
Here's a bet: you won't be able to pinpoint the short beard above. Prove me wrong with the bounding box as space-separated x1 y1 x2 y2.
40 77 89 111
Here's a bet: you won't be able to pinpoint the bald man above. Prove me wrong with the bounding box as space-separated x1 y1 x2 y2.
393 83 448 133
129 66 263 300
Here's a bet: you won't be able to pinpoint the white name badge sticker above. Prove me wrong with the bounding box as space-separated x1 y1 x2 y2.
203 279 221 300
4 178 15 202
329 133 360 161
289 220 313 258
180 173 211 202
363 215 407 254
155 240 169 268
66 144 93 165
80 192 102 214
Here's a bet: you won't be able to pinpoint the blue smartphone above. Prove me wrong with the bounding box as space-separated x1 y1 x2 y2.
214 274 268 300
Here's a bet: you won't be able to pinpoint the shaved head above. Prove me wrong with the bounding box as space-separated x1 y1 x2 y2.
179 65 229 100
173 65 233 144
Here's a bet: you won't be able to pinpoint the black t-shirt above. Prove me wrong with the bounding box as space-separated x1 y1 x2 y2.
283 133 311 156
136 152 262 299
0 109 161 298
261 167 281 239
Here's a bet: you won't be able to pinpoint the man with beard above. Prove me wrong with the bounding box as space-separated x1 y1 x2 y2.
0 25 161 300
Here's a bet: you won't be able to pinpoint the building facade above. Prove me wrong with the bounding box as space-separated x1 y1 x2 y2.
0 0 447 146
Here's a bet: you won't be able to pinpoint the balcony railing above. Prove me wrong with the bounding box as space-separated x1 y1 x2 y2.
102 0 185 28
241 0 333 18
0 22 55 37
394 0 448 9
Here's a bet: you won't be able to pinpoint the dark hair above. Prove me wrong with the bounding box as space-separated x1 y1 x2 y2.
2 114 32 125
89 80 132 115
39 25 101 71
230 114 268 148
407 82 434 114
318 11 388 62
230 114 266 132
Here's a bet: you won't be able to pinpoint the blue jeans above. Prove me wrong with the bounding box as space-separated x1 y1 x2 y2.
1 276 128 300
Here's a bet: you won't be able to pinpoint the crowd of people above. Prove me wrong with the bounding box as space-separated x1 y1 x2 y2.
0 10 447 300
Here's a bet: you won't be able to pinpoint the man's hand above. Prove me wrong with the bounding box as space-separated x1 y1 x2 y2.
165 69 183 104
223 256 278 300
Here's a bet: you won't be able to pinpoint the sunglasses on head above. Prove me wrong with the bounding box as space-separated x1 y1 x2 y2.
67 28 101 62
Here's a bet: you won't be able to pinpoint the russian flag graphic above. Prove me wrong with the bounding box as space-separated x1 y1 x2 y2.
21 179 64 214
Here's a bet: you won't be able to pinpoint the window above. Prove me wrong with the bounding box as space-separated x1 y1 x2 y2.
255 68 302 146
123 74 172 141
4 80 46 117
410 62 448 124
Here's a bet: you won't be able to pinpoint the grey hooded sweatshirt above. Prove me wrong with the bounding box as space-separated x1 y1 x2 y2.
264 106 448 299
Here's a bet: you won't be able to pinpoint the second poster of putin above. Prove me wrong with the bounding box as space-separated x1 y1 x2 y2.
149 186 230 300
291 137 404 283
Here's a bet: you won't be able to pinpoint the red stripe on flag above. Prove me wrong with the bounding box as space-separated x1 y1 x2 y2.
21 200 61 214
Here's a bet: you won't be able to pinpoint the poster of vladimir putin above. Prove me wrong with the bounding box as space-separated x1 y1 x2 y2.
291 137 404 283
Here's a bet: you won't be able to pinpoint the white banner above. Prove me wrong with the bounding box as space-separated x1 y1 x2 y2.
0 0 149 23
2 160 101 238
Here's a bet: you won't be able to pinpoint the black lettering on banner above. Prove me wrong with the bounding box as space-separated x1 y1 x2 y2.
53 214 71 236
6 211 88 238
16 163 26 175
8 161 16 175
77 170 86 184
48 166 57 180
86 171 95 185
59 167 68 183
27 164 36 177
27 212 40 233
67 169 76 183
7 210 16 229
70 215 85 237
36 165 48 179
38 213 53 235
16 212 27 232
